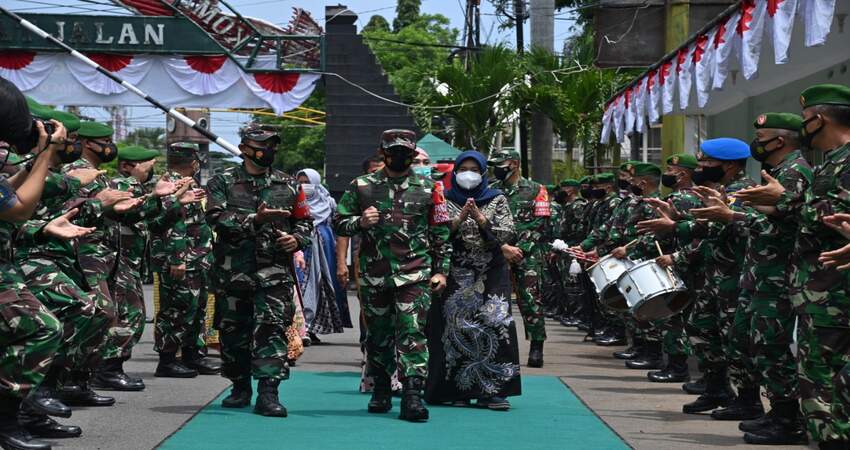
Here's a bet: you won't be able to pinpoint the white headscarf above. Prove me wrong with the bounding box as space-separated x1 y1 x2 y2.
297 168 335 226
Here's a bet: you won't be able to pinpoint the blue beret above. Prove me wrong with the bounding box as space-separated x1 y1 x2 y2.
698 138 750 161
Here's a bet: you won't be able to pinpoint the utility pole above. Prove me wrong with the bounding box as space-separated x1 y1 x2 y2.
530 0 554 183
514 0 529 177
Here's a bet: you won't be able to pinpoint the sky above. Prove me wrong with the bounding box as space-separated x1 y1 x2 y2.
5 0 579 158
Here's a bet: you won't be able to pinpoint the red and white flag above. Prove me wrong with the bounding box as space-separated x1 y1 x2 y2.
712 12 740 90
65 54 152 95
646 69 660 124
737 0 768 80
634 78 647 134
660 60 675 114
768 0 798 64
693 31 716 107
676 45 695 110
801 0 835 46
600 102 614 144
613 95 626 143
624 87 635 135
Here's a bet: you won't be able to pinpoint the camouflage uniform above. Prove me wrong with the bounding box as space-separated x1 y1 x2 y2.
151 170 213 354
207 165 312 382
541 200 563 315
0 179 62 407
731 150 812 402
335 169 451 381
580 190 625 331
778 141 850 442
490 176 549 342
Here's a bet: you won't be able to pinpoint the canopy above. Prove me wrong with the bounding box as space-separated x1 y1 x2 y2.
417 133 462 162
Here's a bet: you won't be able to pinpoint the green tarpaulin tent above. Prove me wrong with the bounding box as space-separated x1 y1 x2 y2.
417 133 462 162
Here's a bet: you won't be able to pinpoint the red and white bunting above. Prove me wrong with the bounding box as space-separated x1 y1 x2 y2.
613 95 626 143
737 0 768 80
624 86 635 135
600 100 614 144
647 69 660 124
634 78 647 134
162 55 241 96
660 60 676 115
0 51 58 91
66 54 152 95
802 0 836 46
693 30 716 107
713 11 741 90
768 0 799 64
676 45 695 110
240 72 321 115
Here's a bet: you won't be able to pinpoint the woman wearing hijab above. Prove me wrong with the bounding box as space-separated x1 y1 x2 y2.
424 151 521 410
295 169 352 343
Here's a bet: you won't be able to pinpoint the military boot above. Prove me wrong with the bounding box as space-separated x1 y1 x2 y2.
682 370 734 414
626 341 663 370
22 369 71 418
528 341 544 368
742 399 807 445
648 354 690 383
91 358 145 391
711 386 764 421
155 352 198 378
0 400 51 450
367 374 392 413
182 348 221 375
613 342 644 360
56 371 114 407
399 378 429 422
682 376 707 395
221 378 252 408
253 379 287 417
19 407 82 440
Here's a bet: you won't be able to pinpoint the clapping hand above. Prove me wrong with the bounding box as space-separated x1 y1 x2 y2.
637 205 676 236
276 230 298 252
44 209 95 240
255 202 292 225
822 213 850 240
690 186 734 223
66 168 106 187
95 189 133 208
359 206 380 229
735 171 785 206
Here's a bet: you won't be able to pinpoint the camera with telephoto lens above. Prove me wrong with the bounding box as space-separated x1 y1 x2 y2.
20 118 56 154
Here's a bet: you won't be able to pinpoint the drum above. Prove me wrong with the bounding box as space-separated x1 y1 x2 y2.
588 255 635 311
617 260 690 321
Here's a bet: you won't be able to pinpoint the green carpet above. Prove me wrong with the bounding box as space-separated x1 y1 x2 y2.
159 372 627 450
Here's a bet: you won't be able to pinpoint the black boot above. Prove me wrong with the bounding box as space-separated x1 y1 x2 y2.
648 354 690 383
528 341 544 368
682 370 734 414
155 352 198 378
682 376 706 395
595 329 626 346
613 344 644 360
182 348 221 375
626 342 663 370
0 417 51 450
91 359 145 391
56 371 114 407
221 379 252 408
743 399 808 445
817 441 848 450
19 410 82 440
367 374 392 413
22 378 71 419
399 378 429 422
710 386 764 421
253 379 287 417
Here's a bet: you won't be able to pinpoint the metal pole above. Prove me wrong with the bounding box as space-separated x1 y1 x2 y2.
515 0 529 177
0 5 241 156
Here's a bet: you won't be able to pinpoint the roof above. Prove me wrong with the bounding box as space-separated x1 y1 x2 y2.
416 133 462 162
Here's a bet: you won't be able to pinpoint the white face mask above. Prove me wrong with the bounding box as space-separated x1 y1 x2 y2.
455 171 482 190
301 183 316 197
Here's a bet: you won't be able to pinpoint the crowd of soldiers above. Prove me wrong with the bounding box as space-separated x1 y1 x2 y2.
2 69 850 450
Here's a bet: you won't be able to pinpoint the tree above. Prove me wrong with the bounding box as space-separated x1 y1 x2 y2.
122 127 166 150
251 88 326 176
363 15 390 33
393 0 421 32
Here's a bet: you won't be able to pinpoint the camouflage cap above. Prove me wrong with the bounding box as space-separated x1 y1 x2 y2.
380 129 417 151
753 112 802 131
240 124 280 145
488 149 520 164
168 141 200 158
666 153 698 169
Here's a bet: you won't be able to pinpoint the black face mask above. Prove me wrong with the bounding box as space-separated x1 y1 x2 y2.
58 140 83 164
579 187 592 199
554 191 568 205
383 147 413 173
242 143 276 168
629 184 643 195
749 137 779 162
617 178 630 190
493 164 513 181
661 174 678 188
90 141 118 163
590 188 606 199
694 165 725 185
800 115 823 150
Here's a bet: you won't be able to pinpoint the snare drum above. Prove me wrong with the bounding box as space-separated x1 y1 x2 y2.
588 255 635 311
617 260 690 321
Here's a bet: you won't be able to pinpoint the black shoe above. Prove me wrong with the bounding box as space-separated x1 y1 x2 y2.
576 321 590 332
308 333 322 345
57 387 115 407
22 393 71 419
476 397 510 411
648 355 689 383
20 416 81 439
818 440 848 450
527 341 544 368
739 412 776 433
682 377 706 395
0 420 51 450
595 335 626 346
710 388 764 421
91 371 145 392
613 346 643 360
682 393 733 414
367 375 392 413
626 357 664 370
182 357 221 376
253 379 287 417
221 379 252 408
560 316 580 327
155 361 198 378
399 379 429 422
743 420 808 445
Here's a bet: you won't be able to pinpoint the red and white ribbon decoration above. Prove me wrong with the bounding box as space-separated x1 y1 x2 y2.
66 53 151 95
0 51 58 91
240 72 320 115
162 55 241 96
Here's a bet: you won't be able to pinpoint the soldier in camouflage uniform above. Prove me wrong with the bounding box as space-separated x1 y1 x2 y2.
488 149 548 367
151 142 219 378
207 125 313 418
541 184 563 318
0 87 65 450
553 178 585 325
737 85 850 450
335 129 451 422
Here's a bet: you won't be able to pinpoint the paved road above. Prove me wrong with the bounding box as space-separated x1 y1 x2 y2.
42 288 812 449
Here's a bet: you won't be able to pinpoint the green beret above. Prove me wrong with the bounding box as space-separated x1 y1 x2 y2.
578 176 592 185
26 97 53 120
546 184 556 191
560 178 580 188
800 84 850 109
118 145 160 162
753 112 802 132
488 149 520 164
632 162 661 177
49 110 80 133
78 121 114 139
618 160 642 173
666 153 698 170
168 142 199 158
592 172 616 184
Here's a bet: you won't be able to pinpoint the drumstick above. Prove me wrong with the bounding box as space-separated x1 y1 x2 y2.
655 241 677 285
623 238 639 249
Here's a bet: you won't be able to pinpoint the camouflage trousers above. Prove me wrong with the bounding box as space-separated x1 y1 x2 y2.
540 257 562 314
748 293 798 401
834 361 850 441
659 304 692 357
80 250 118 364
509 257 547 342
796 314 850 443
360 281 430 381
687 281 738 375
0 276 62 401
155 270 207 354
18 258 110 373
215 283 294 382
727 292 755 388
105 263 146 361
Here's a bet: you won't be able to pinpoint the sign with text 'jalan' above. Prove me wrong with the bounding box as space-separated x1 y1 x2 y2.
0 13 223 54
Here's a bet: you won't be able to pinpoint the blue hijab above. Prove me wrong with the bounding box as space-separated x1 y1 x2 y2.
445 150 503 206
